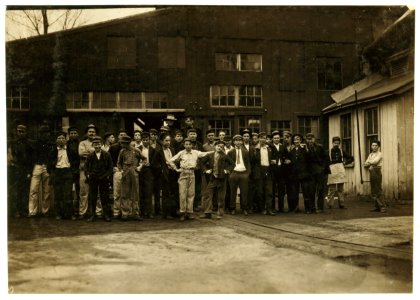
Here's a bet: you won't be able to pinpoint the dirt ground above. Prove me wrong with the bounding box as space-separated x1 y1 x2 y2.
8 198 413 294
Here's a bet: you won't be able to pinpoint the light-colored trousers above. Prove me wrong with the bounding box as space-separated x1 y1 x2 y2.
79 169 103 216
121 167 140 217
113 170 123 217
28 164 51 216
178 171 195 214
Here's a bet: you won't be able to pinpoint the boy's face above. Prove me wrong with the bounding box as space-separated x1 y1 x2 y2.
283 135 291 144
293 136 302 146
272 135 280 144
259 136 267 145
371 143 379 152
234 139 242 147
69 130 78 140
175 134 183 142
188 132 197 141
162 136 171 148
243 133 250 143
207 133 215 142
184 141 193 151
134 132 141 142
215 143 224 153
93 142 102 152
333 141 341 148
142 137 150 147
150 132 157 141
56 135 66 147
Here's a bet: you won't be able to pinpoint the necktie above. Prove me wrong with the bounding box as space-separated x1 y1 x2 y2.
236 149 241 164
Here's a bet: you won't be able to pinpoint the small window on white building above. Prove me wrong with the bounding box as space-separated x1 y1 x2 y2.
340 113 352 156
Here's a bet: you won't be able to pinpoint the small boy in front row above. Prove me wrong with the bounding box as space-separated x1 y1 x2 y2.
169 138 213 221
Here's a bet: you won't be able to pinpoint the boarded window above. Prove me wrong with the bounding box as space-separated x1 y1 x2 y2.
158 37 186 69
107 37 136 69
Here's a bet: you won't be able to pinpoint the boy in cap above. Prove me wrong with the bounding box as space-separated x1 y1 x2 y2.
326 136 354 209
149 129 163 215
172 129 184 154
169 138 214 221
7 124 34 218
117 135 145 221
47 132 79 220
187 128 203 211
78 124 103 219
200 139 234 219
85 136 113 222
28 124 55 217
364 140 386 213
67 126 81 217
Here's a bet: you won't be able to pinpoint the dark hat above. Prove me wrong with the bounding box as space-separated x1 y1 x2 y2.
332 136 341 142
175 129 184 135
164 114 177 121
306 132 315 138
258 132 267 138
271 130 280 137
119 136 132 144
283 130 292 137
92 136 102 144
187 128 197 134
224 135 232 141
118 128 128 134
242 129 251 135
215 139 226 146
160 125 170 132
68 126 78 133
232 134 243 141
39 125 50 133
103 132 114 140
141 132 150 138
85 124 98 134
182 138 192 144
149 128 158 134
56 131 67 138
206 129 215 135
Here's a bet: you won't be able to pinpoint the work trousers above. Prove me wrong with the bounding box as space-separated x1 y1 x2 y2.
326 183 345 207
228 171 248 211
112 170 123 217
178 170 195 214
121 167 140 218
161 170 179 217
53 168 74 218
72 171 80 215
28 164 51 216
193 170 202 209
289 177 313 212
80 169 103 217
370 168 386 210
152 168 162 214
272 166 287 211
311 173 326 210
88 177 112 219
139 167 153 216
8 166 30 217
203 176 227 215
255 167 273 212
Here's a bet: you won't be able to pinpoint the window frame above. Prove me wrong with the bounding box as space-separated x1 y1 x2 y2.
210 85 263 108
7 86 30 110
316 57 343 91
208 119 232 136
364 106 380 158
340 112 353 157
297 116 320 137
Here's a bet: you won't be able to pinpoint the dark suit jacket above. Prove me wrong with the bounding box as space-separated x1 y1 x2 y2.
227 147 252 177
270 143 289 166
156 146 177 182
47 145 80 175
201 151 235 179
307 143 329 175
289 146 311 180
252 145 275 179
85 150 113 180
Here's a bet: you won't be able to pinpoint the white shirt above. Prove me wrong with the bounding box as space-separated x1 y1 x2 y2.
95 151 101 160
169 149 211 170
365 151 383 167
273 143 282 165
260 146 269 167
56 146 70 168
163 147 172 163
233 147 246 172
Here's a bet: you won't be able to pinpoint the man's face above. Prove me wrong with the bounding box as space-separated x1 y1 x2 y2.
294 136 302 146
119 132 127 139
134 132 141 142
142 137 150 148
272 135 281 144
175 134 183 142
207 133 215 142
306 137 315 145
56 135 66 147
184 141 193 151
234 139 242 147
150 132 157 142
333 141 341 148
215 143 224 153
107 135 116 145
188 132 197 141
243 133 250 143
283 135 291 144
69 130 78 140
87 128 96 140
226 141 232 147
93 142 102 152
16 128 27 139
162 136 171 148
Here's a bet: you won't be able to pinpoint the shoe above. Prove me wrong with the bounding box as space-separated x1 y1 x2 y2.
294 208 301 213
268 211 276 216
149 214 155 219
305 210 312 214
104 216 111 222
231 210 236 215
179 215 185 222
121 215 128 221
78 215 85 220
164 215 174 220
26 214 37 218
243 210 248 216
186 213 195 220
339 205 347 209
380 209 387 213
316 209 324 213
134 215 143 221
370 208 380 212
87 216 95 222
113 215 121 219
214 214 222 219
261 210 267 215
200 213 212 219
71 215 77 221
327 205 332 209
55 215 62 220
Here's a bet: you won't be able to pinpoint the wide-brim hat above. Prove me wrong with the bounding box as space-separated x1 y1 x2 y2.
119 136 132 144
164 114 177 121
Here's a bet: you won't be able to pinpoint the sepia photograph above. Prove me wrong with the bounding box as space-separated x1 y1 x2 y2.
3 1 415 295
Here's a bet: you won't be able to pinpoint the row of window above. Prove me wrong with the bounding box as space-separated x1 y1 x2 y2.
108 36 343 91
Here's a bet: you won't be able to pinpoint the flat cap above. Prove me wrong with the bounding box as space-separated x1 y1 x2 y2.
92 136 102 144
206 129 215 135
332 136 341 142
242 129 251 135
119 136 132 143
39 125 50 132
271 130 280 137
283 130 292 137
149 128 158 134
215 139 226 146
68 126 78 133
258 132 267 138
232 134 243 141
141 131 150 138
187 128 197 134
306 132 315 138
55 131 67 138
